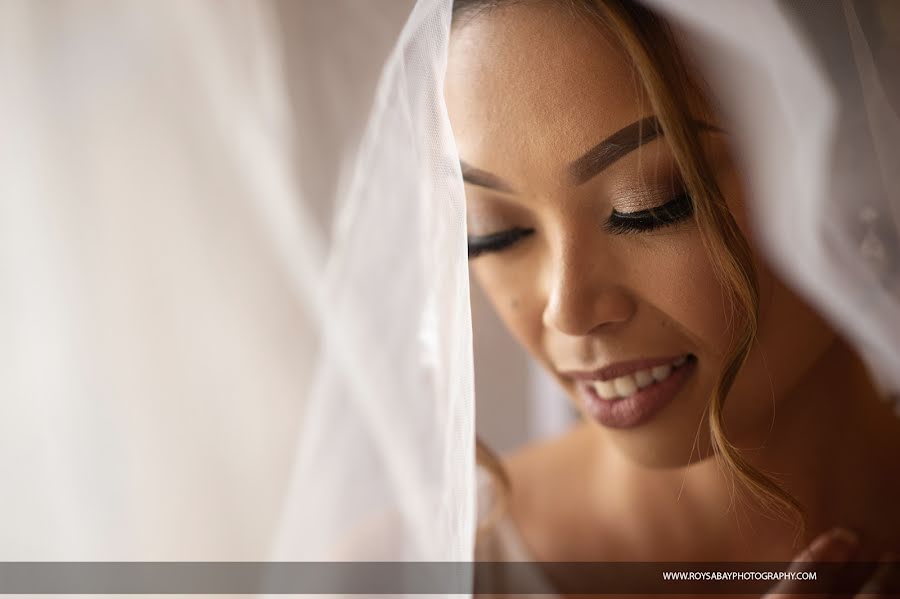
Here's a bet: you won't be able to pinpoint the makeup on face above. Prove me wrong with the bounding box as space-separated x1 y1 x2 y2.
464 155 693 258
571 354 698 428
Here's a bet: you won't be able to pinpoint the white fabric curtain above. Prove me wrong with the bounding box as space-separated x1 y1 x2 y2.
1 0 898 597
0 0 474 585
266 0 475 564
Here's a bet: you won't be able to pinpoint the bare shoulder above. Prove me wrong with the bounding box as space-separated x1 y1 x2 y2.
502 421 596 492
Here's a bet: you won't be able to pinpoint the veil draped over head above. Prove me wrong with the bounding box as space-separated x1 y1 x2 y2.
642 0 900 397
0 0 897 596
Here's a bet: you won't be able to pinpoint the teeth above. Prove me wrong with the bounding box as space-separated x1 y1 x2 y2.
651 364 672 381
613 376 637 397
634 370 654 389
594 379 618 400
589 355 691 400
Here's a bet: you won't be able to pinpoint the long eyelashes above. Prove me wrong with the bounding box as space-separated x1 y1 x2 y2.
603 191 694 234
468 227 535 258
466 192 694 259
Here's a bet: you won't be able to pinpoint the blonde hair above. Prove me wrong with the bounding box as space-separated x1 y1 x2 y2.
463 0 806 546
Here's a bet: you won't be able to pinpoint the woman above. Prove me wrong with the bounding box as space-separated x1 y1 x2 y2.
445 0 900 594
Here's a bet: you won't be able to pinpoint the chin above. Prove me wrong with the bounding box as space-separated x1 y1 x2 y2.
594 387 720 469
570 363 722 468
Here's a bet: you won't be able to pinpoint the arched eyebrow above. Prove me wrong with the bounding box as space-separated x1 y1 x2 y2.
568 115 663 185
460 115 719 192
569 116 721 185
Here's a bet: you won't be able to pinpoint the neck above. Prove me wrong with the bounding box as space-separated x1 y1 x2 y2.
729 337 900 557
589 337 900 560
691 337 900 559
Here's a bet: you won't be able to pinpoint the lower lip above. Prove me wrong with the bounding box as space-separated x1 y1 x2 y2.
579 356 697 429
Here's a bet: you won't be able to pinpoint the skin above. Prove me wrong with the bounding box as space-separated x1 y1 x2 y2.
446 0 900 580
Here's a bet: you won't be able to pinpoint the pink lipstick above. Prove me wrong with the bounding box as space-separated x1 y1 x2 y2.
577 354 697 428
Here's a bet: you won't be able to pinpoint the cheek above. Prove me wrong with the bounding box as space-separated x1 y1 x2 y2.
728 255 836 414
630 232 734 360
712 163 836 432
471 229 735 368
470 259 549 365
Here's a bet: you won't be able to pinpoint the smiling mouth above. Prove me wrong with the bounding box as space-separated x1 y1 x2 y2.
585 354 695 400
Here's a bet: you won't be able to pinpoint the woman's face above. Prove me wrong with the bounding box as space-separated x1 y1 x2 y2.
446 2 836 467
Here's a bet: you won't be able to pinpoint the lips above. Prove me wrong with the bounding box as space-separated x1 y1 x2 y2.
575 354 698 429
564 353 691 382
584 354 689 400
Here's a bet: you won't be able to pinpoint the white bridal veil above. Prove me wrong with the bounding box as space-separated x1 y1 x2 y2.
0 0 897 596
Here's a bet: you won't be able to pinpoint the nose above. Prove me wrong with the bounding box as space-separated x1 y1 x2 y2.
541 239 636 337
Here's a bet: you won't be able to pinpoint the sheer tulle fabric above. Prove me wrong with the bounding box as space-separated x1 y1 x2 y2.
0 0 473 578
0 1 897 599
644 0 900 399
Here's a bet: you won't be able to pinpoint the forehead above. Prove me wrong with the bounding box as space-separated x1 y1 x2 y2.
445 2 647 187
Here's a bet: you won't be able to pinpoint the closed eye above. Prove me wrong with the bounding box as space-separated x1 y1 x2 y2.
467 192 693 259
604 191 694 234
467 227 535 259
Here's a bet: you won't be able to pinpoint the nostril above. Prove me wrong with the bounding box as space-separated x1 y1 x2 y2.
542 285 636 338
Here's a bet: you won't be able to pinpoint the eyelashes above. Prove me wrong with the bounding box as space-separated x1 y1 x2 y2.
467 192 694 259
467 227 535 258
604 191 694 234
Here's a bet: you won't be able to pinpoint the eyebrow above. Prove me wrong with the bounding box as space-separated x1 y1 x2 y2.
569 115 662 185
460 116 719 192
459 161 516 193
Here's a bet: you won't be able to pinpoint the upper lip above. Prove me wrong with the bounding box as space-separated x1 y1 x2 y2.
560 354 690 382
